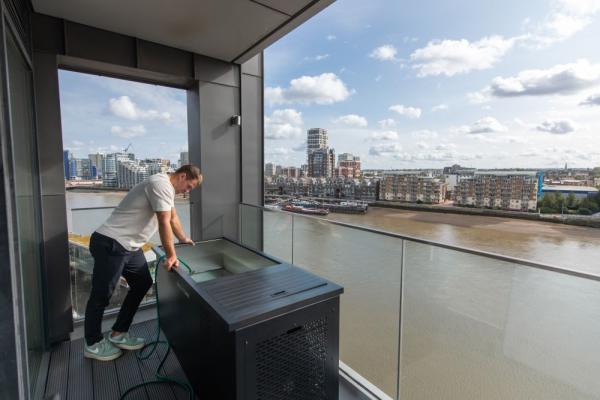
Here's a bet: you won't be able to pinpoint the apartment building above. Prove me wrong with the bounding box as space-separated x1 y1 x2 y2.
454 171 539 211
380 173 447 204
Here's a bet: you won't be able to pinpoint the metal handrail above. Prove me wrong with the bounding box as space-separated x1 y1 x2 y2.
241 202 600 282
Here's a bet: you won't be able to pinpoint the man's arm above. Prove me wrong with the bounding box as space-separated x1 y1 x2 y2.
170 207 193 245
156 210 179 270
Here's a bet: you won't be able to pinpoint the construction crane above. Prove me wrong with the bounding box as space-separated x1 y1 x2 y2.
122 143 133 153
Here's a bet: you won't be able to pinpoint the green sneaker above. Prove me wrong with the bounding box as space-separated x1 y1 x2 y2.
108 332 145 350
84 338 122 361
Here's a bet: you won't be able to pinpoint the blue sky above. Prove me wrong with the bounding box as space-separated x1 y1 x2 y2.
59 71 188 163
264 0 600 169
60 0 600 170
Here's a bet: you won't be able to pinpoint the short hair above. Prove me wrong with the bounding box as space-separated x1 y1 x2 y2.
175 164 202 181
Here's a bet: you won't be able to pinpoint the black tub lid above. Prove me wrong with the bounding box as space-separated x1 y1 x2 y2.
196 263 343 331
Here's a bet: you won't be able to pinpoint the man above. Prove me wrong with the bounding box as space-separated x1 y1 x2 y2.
84 164 202 361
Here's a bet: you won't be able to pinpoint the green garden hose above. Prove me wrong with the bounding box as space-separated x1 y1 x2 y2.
118 256 195 400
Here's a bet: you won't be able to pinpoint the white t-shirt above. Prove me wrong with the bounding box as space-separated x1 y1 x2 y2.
96 173 175 251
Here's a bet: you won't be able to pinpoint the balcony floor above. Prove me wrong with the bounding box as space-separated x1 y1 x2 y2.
43 318 368 400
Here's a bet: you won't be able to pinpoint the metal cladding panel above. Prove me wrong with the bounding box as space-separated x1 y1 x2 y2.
241 53 262 77
32 12 65 53
194 54 240 87
33 51 65 196
137 39 194 78
39 194 72 342
64 21 136 67
198 81 240 240
251 0 314 16
241 73 262 206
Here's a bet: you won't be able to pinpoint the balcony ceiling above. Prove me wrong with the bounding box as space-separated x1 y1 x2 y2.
31 0 332 63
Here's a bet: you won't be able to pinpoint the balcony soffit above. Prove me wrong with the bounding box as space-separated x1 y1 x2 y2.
31 0 316 63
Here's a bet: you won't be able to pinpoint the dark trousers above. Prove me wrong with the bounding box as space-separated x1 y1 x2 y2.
84 232 153 346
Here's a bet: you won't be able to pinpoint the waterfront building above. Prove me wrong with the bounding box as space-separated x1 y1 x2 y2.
282 166 301 178
306 128 328 161
380 172 446 204
63 150 72 180
275 164 283 176
265 162 275 177
117 160 149 189
308 147 335 178
88 153 104 179
338 153 361 178
455 171 539 211
102 153 118 187
265 176 377 201
179 151 189 167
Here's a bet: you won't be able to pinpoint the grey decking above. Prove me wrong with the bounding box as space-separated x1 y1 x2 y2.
43 320 196 400
43 319 369 400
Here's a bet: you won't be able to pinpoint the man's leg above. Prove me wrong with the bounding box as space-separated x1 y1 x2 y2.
84 233 128 346
111 249 153 335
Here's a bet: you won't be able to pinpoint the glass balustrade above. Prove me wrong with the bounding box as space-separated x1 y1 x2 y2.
239 203 600 400
69 200 192 320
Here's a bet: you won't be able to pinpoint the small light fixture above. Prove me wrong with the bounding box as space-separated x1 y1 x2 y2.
230 115 241 126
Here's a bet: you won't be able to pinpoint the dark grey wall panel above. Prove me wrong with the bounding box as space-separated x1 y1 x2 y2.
39 194 72 343
0 63 20 400
194 54 240 87
187 88 202 241
241 53 262 77
241 73 263 206
31 12 64 54
64 21 136 67
33 51 65 196
197 81 240 240
137 39 193 78
33 49 72 343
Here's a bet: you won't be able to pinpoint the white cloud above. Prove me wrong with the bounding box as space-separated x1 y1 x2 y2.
435 143 457 150
416 141 429 149
327 34 336 41
265 73 353 105
410 36 515 77
464 117 508 134
432 104 448 111
369 45 398 62
265 109 303 140
467 90 491 104
389 104 422 119
334 114 368 127
368 131 399 141
378 119 396 129
580 93 600 105
536 119 577 134
524 0 600 47
72 140 84 146
411 129 438 139
369 143 403 156
108 96 172 122
488 59 600 97
110 125 147 138
305 54 330 61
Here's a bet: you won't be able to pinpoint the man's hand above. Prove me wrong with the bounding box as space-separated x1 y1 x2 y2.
179 237 195 246
162 255 180 271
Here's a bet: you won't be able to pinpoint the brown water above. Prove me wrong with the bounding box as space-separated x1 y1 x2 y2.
326 207 600 276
